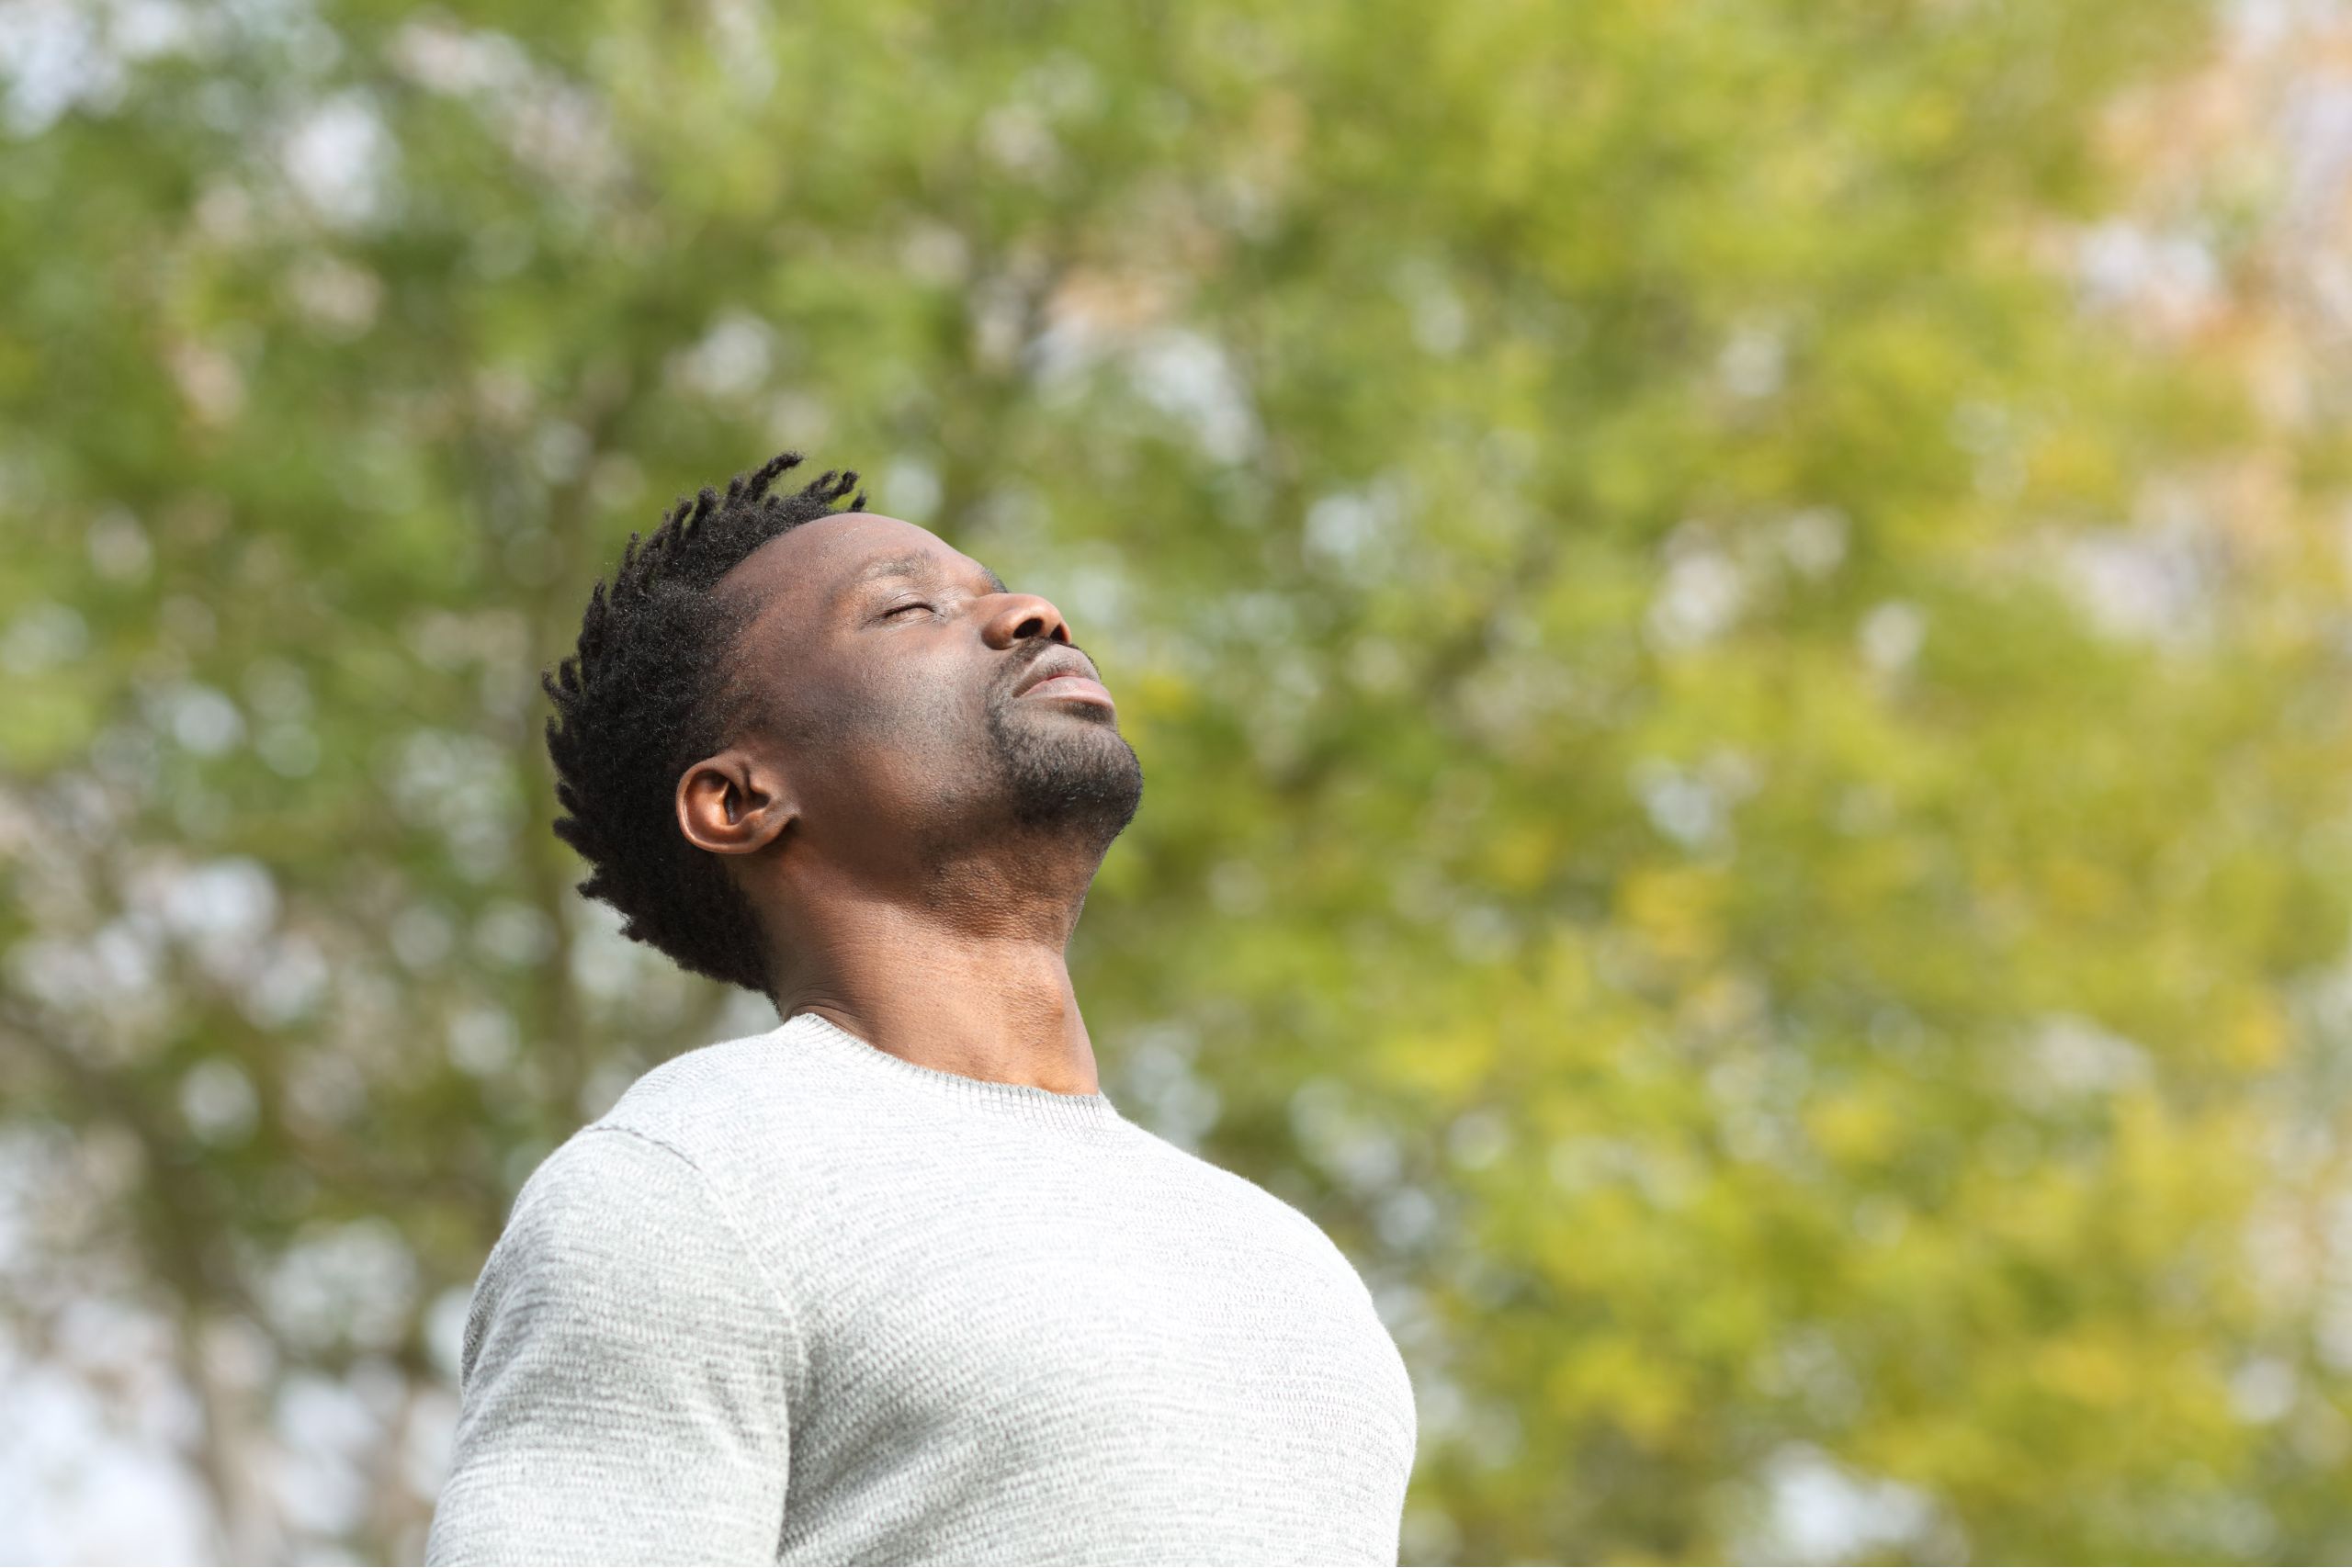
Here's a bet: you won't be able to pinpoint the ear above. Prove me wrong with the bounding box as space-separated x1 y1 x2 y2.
675 749 796 856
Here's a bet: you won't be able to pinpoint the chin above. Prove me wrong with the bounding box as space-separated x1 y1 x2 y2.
989 701 1145 842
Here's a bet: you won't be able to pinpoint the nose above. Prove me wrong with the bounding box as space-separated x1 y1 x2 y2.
979 592 1071 649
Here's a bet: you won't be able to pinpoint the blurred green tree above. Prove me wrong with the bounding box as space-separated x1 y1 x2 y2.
5 0 2350 1562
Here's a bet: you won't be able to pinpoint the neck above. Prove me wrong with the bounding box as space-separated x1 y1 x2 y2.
760 857 1102 1096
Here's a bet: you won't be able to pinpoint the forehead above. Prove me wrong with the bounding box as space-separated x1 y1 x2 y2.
723 512 1003 617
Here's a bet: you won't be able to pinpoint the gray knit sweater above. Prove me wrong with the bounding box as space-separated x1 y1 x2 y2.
424 1012 1418 1565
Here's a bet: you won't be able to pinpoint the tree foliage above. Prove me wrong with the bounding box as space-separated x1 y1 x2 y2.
5 0 2351 1561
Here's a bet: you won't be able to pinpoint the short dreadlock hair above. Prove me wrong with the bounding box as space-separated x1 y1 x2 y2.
542 451 865 996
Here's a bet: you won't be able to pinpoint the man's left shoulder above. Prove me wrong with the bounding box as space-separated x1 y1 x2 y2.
1128 1124 1376 1283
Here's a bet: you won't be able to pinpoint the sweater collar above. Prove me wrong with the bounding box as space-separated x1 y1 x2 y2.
780 1012 1128 1134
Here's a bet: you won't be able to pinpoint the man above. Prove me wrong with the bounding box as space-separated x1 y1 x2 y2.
425 453 1418 1565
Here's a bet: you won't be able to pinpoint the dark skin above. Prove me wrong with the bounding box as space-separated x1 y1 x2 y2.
673 513 1141 1096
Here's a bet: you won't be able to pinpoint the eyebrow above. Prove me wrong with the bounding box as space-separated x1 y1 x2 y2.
840 552 1008 603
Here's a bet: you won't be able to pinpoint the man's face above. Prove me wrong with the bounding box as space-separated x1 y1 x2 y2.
715 513 1143 869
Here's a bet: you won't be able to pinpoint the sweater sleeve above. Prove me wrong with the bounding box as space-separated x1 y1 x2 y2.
425 1126 797 1566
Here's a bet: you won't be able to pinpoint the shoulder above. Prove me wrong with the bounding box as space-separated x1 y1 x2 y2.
584 1014 908 1176
481 1031 787 1269
603 1025 783 1113
461 1125 762 1376
1125 1123 1362 1269
577 1025 804 1163
492 1123 730 1283
451 1123 806 1452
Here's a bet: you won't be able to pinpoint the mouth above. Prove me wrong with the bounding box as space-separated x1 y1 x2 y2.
1015 671 1116 711
1010 652 1116 712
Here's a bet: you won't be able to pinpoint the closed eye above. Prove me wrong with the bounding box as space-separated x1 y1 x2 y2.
880 601 932 620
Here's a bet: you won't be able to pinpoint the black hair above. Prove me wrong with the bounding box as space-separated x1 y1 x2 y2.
541 451 865 995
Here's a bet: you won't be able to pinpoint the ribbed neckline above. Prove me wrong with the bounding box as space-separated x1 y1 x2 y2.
779 1011 1127 1135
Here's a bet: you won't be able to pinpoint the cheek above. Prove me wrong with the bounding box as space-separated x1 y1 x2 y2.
798 658 988 796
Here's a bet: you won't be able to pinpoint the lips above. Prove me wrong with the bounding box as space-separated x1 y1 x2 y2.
1018 672 1115 709
1011 652 1114 710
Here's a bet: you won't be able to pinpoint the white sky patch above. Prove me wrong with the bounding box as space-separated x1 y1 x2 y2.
389 903 454 971
1718 319 1787 400
1303 481 1407 588
269 1371 379 1539
86 509 153 581
1393 261 1469 356
0 0 127 135
386 17 529 96
1632 758 1727 850
1129 329 1258 463
1753 1443 1939 1563
264 1219 418 1356
1118 1028 1221 1153
1646 529 1747 651
241 932 328 1028
881 456 942 523
159 856 277 945
162 682 245 756
713 984 785 1043
447 1005 519 1077
2 601 90 675
2075 219 2223 334
2059 527 2214 644
1778 507 1849 579
179 1057 258 1145
280 91 396 230
2229 1355 2300 1424
979 100 1059 179
2011 1012 2154 1111
0 1352 213 1562
1290 1077 1405 1196
671 311 775 402
0 1273 214 1565
1859 600 1927 675
387 728 518 875
475 899 555 969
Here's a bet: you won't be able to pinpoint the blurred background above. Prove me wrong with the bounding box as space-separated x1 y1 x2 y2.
6 0 2352 1561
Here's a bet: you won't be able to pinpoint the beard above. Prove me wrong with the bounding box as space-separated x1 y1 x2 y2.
983 686 1145 854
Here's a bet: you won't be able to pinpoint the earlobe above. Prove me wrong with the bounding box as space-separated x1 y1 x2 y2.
675 751 795 856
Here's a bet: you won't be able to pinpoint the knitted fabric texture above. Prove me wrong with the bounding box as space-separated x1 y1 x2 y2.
425 1011 1418 1565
